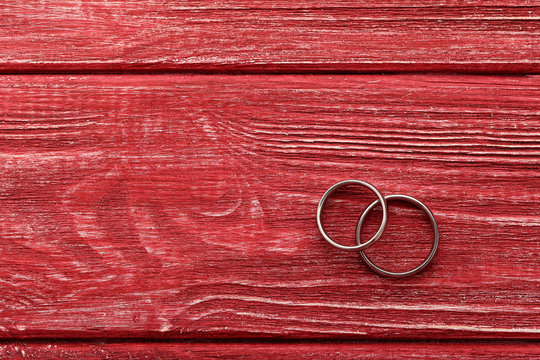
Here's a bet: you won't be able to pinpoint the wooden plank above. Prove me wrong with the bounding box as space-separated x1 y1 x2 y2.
0 342 539 359
0 1 539 73
0 75 538 339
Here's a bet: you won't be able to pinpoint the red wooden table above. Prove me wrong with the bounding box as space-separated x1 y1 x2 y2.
0 1 539 358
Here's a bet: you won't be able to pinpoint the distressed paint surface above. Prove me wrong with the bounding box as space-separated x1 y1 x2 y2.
0 1 539 73
1 0 540 356
0 75 538 340
0 342 539 359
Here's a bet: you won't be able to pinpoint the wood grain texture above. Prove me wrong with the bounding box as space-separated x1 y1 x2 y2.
0 1 539 73
0 342 539 359
0 75 538 340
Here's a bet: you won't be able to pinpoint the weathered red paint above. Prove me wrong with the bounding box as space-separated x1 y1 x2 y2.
0 1 538 73
1 342 539 359
0 75 538 343
1 0 539 357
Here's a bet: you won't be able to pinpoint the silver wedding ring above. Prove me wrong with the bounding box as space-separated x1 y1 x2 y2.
317 180 388 251
317 180 439 278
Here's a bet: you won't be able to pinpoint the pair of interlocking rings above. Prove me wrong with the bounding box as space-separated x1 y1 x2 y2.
317 180 439 278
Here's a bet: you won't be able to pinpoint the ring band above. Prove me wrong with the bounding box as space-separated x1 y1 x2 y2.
317 180 388 251
356 194 439 278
